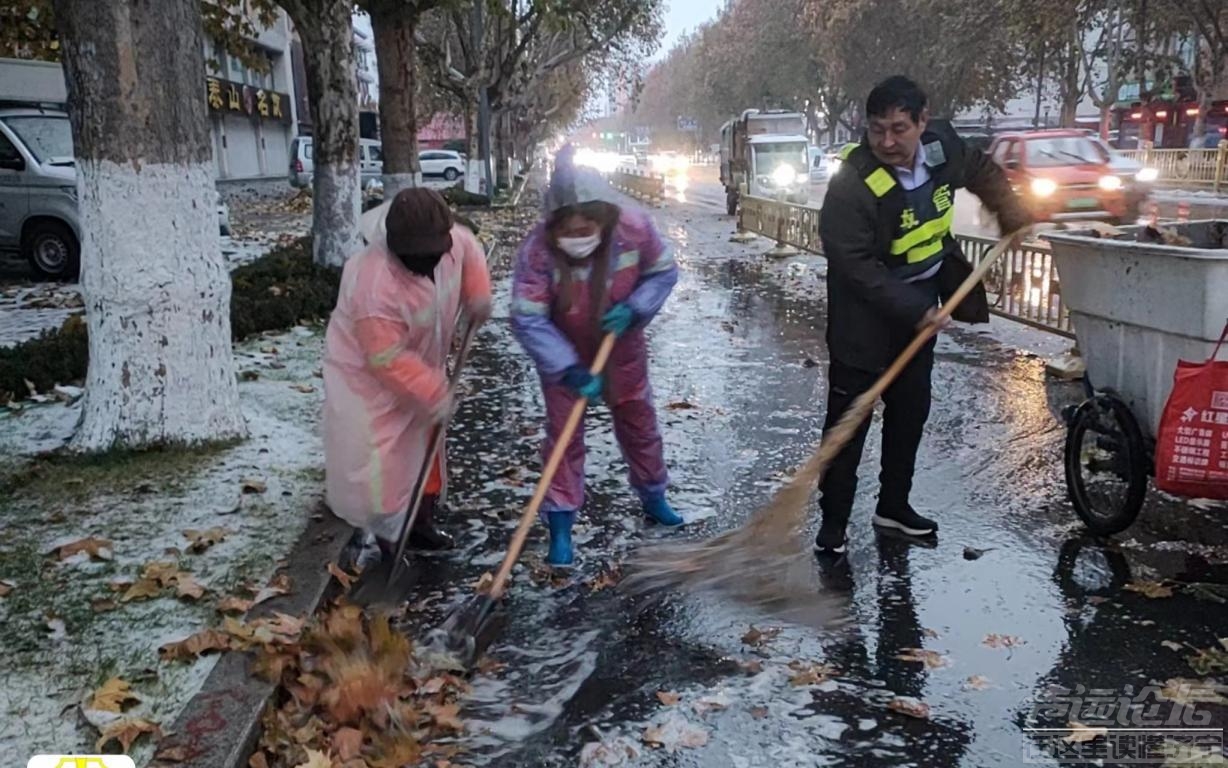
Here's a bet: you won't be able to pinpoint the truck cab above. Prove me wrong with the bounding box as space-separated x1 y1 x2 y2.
720 109 810 215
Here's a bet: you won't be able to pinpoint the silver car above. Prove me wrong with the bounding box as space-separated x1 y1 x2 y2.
0 107 81 279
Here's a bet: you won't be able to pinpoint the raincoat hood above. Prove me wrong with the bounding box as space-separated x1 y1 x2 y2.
543 162 620 214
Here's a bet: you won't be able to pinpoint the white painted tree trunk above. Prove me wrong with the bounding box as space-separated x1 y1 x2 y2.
281 0 362 268
53 0 245 452
72 162 246 451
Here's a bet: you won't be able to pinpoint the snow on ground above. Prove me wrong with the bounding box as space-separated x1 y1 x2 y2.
0 325 326 761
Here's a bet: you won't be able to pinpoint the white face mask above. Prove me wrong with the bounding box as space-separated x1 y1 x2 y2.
557 233 601 259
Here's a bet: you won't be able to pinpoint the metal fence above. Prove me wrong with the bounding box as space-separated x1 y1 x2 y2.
737 195 1074 338
1119 145 1228 191
610 167 665 204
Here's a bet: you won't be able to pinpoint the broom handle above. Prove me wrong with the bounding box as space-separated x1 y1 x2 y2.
490 332 618 598
760 230 1024 521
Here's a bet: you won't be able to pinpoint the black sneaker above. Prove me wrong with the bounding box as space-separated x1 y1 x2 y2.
814 520 848 555
872 505 938 537
408 523 455 551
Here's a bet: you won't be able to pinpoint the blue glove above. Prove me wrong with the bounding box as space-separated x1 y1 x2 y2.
601 303 636 337
561 366 604 401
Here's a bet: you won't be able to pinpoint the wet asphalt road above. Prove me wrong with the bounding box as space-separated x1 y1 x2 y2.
395 183 1228 767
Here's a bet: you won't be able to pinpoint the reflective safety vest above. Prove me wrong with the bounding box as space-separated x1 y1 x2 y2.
837 141 957 281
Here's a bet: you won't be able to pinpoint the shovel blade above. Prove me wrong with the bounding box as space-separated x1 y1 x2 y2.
425 593 507 671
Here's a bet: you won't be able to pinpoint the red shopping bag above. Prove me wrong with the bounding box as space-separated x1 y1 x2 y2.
1155 321 1228 499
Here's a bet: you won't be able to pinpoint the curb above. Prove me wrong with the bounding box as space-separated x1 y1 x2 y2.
154 512 352 768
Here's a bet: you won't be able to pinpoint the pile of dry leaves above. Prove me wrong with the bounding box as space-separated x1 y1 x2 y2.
248 601 471 768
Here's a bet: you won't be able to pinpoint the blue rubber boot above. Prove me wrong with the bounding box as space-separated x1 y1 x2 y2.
641 492 684 527
546 510 575 567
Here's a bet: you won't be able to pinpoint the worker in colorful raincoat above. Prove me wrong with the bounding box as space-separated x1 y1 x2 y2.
510 159 682 567
323 188 492 562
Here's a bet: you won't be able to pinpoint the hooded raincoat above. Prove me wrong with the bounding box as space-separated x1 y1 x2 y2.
323 201 492 541
510 167 678 519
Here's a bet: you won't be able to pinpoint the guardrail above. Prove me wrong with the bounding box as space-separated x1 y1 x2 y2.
610 167 665 205
1119 144 1228 191
737 194 1074 338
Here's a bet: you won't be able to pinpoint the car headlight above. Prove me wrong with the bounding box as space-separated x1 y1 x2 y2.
1098 175 1123 191
1135 167 1158 182
1030 178 1058 197
772 165 797 187
829 157 842 174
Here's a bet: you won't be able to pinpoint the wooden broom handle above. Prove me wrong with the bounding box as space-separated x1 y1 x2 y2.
490 332 618 598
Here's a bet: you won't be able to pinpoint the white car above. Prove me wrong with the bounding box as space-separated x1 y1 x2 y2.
419 149 465 181
217 191 231 236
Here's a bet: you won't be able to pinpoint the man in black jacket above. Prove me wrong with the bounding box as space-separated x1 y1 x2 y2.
815 75 1032 556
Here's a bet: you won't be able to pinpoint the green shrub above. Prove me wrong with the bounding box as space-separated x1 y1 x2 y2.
0 314 88 402
229 236 340 340
1 237 339 402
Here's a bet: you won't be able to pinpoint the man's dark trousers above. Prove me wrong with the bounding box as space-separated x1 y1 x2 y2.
818 337 936 526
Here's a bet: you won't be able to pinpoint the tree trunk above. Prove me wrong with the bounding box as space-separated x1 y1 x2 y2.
464 96 478 159
281 0 361 268
1194 86 1211 139
370 0 422 197
1098 104 1113 140
52 0 245 451
494 111 511 188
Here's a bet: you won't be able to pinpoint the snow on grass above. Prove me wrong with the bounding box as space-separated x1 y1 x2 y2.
0 326 327 762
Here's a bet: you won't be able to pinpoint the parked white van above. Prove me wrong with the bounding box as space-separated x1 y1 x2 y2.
290 136 385 188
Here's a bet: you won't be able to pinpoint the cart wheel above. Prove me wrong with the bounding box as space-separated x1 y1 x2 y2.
1064 393 1148 535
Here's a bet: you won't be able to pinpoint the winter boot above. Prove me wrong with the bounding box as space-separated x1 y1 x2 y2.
546 510 575 567
408 495 455 551
641 492 684 527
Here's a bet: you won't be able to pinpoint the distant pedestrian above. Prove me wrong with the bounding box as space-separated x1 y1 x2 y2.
814 76 1033 556
510 156 682 568
323 188 492 562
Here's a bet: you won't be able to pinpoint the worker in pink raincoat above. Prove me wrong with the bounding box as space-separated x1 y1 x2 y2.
510 159 682 567
323 188 492 562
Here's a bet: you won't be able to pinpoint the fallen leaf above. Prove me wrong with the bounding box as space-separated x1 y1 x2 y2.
750 705 769 719
333 727 364 761
741 625 782 647
91 597 117 613
896 648 949 669
665 401 698 411
693 693 731 715
1161 640 1186 652
963 546 995 560
95 717 161 752
427 702 465 733
588 566 622 592
258 612 306 639
580 736 643 767
0 580 13 597
887 696 930 719
53 536 114 561
294 749 332 768
472 571 494 593
240 369 260 382
142 560 182 587
241 477 268 494
184 526 231 554
155 744 191 762
739 659 764 675
1187 645 1228 676
1064 721 1108 743
1086 596 1111 605
90 677 141 713
982 633 1025 649
253 573 292 605
249 753 271 768
328 562 355 592
642 715 709 752
1158 678 1228 706
656 690 681 706
291 384 317 394
176 574 207 601
1124 580 1174 599
159 628 232 662
217 595 253 615
788 662 836 687
121 578 164 603
959 676 990 694
1187 582 1228 604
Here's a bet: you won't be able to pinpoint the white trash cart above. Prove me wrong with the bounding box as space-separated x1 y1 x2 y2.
1044 222 1228 534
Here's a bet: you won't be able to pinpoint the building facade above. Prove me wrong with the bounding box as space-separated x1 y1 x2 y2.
203 11 299 182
